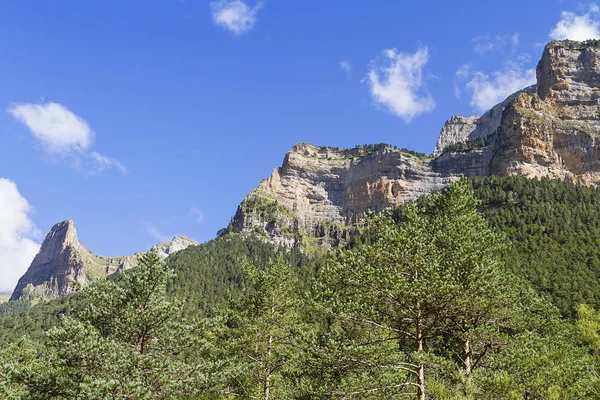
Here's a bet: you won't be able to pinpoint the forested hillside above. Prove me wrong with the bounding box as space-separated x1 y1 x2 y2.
4 175 599 343
3 177 600 398
469 176 600 316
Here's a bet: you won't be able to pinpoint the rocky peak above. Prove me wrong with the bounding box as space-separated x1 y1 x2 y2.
228 143 454 247
156 236 198 257
10 222 197 301
537 40 600 115
482 40 600 184
34 220 82 262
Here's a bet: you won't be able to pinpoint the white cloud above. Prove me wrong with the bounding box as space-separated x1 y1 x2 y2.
8 102 92 154
210 0 262 35
550 6 600 41
8 102 126 176
365 47 435 122
0 179 40 293
339 60 352 79
189 207 205 224
472 33 519 55
461 62 536 113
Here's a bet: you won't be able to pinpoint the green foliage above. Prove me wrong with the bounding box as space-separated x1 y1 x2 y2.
0 295 82 346
442 131 497 154
167 233 320 317
242 195 295 223
216 257 307 398
3 177 600 399
312 182 526 397
0 234 318 349
583 39 600 49
469 175 600 316
1 250 218 399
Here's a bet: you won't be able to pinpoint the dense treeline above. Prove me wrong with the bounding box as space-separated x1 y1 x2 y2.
167 234 321 316
469 175 600 316
3 178 600 398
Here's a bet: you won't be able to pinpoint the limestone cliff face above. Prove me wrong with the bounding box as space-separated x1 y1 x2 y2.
490 41 600 184
228 144 456 247
230 40 600 247
10 221 197 301
433 86 536 156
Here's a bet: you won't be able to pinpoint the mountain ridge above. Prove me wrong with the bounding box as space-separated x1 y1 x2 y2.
227 39 600 246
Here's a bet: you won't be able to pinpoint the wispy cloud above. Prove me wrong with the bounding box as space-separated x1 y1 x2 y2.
88 151 128 176
472 33 519 55
144 221 170 243
8 102 126 176
456 60 536 113
210 0 262 35
364 47 435 123
454 64 470 99
339 60 352 79
550 5 600 41
0 178 40 293
189 207 205 224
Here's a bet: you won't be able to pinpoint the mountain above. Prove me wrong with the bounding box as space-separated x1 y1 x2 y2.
228 40 600 246
10 39 600 301
10 220 198 301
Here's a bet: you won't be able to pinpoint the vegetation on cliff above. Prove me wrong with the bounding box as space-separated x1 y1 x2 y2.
441 131 497 154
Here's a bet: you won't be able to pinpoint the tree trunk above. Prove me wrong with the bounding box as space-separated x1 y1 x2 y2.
417 315 425 400
463 338 471 377
264 333 272 400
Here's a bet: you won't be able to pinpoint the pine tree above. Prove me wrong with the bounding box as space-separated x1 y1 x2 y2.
6 249 217 399
314 182 523 399
219 257 305 399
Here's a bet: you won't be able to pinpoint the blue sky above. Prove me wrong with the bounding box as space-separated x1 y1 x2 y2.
0 0 598 291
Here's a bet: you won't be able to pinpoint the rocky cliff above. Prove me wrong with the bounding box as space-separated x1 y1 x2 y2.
433 85 536 156
10 220 198 301
229 40 600 247
489 40 600 184
227 144 456 247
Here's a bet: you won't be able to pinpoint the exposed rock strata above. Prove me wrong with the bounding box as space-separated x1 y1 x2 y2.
433 86 536 156
228 144 456 247
14 40 600 297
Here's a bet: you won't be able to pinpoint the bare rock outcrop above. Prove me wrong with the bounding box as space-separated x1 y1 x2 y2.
156 235 199 257
228 144 456 247
15 40 600 293
10 221 197 301
433 86 536 156
490 41 600 184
